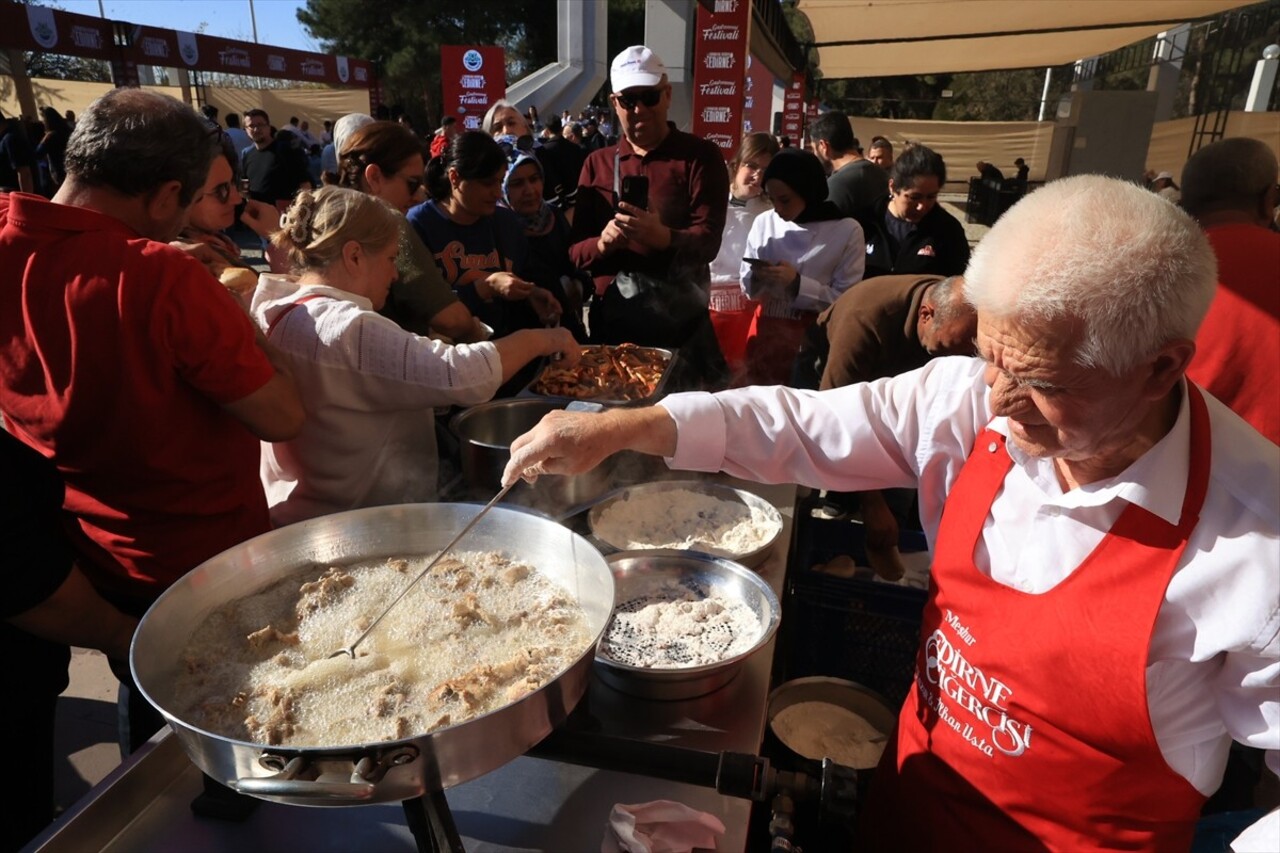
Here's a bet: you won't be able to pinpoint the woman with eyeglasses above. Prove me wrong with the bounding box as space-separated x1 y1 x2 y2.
409 131 562 395
254 186 579 525
499 137 587 341
175 134 280 301
708 132 779 386
741 147 866 386
335 120 486 344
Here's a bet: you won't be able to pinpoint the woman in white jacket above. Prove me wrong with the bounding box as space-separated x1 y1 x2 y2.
707 132 779 384
253 186 578 526
741 148 865 385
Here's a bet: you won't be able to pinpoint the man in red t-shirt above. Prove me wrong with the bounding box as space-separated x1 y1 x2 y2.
0 88 304 751
1181 136 1280 444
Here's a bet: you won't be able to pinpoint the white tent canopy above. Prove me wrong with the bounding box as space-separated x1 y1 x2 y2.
797 0 1259 78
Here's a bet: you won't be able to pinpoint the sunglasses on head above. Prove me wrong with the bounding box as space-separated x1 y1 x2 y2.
614 88 663 110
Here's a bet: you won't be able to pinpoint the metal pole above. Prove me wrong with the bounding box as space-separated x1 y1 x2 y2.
97 0 105 17
1037 67 1053 121
248 0 259 43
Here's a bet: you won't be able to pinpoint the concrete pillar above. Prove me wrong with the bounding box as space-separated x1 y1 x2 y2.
1146 25 1190 122
645 0 695 130
1245 45 1280 112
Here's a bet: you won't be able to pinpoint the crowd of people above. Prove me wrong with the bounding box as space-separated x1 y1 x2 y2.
1 37 1276 853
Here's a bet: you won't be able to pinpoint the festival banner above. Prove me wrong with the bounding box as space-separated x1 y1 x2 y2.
742 54 775 137
690 0 751 160
781 71 806 142
0 3 374 89
440 46 507 132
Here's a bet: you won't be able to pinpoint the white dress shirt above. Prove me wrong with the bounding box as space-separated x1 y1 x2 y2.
252 276 502 526
659 357 1279 842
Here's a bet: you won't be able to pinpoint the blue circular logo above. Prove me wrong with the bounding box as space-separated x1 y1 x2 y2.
463 50 483 72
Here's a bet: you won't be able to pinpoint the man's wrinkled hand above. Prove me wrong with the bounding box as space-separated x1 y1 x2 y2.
502 410 619 487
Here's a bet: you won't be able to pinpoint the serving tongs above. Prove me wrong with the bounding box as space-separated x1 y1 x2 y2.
329 482 515 660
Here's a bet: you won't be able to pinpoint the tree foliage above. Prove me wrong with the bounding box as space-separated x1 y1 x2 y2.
296 0 557 126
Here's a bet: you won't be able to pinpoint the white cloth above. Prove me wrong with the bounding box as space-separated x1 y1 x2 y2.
658 357 1279 825
741 212 865 317
602 800 726 853
708 195 770 314
251 276 502 526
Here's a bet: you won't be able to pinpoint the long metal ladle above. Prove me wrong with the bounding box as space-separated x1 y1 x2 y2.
329 482 515 660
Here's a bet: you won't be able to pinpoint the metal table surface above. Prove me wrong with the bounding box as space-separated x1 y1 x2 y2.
29 478 796 853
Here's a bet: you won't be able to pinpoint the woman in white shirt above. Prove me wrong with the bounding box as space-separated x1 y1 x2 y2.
741 148 865 385
254 186 578 526
708 132 778 385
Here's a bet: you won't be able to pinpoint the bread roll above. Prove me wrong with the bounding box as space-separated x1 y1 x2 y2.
219 266 259 295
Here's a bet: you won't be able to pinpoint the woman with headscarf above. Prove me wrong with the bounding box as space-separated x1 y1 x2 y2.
708 132 779 385
741 147 865 385
499 137 587 340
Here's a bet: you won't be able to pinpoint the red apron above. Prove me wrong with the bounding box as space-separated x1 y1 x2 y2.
861 385 1211 851
744 295 817 386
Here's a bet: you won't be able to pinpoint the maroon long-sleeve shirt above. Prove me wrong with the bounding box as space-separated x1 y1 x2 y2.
569 123 729 298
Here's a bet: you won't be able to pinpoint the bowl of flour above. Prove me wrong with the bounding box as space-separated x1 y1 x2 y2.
588 480 784 569
595 550 782 700
766 677 897 769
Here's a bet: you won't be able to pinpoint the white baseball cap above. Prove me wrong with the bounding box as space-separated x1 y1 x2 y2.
611 46 667 93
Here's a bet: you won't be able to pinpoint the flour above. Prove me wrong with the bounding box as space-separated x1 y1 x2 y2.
771 701 887 768
599 581 762 668
593 487 781 557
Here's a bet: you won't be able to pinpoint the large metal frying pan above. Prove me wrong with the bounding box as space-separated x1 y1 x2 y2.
130 503 614 807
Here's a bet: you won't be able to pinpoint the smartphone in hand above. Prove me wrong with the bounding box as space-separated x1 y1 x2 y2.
743 257 772 267
619 175 649 211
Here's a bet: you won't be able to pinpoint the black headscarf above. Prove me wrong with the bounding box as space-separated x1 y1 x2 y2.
762 148 844 223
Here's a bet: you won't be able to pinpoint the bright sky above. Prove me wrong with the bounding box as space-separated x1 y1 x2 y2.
56 0 316 52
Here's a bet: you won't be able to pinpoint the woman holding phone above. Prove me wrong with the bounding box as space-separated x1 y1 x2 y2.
741 148 865 385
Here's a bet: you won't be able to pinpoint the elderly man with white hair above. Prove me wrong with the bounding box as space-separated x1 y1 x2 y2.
501 174 1279 851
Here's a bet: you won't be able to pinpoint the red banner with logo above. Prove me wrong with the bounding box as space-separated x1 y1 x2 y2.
441 46 507 132
742 54 774 138
690 0 750 160
805 98 821 147
0 3 374 89
781 71 805 142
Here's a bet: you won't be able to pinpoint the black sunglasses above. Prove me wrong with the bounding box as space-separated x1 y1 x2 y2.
402 175 424 195
614 88 663 110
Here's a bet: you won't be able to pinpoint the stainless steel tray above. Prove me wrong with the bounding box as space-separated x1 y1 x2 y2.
594 550 781 700
524 344 676 407
587 480 784 569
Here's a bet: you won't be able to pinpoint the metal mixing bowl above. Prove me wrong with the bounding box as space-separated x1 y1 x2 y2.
587 480 784 569
593 550 781 701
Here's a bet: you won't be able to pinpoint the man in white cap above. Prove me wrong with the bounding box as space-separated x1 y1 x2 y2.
569 45 730 388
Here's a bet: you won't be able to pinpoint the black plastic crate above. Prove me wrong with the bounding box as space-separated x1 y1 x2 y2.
780 499 930 709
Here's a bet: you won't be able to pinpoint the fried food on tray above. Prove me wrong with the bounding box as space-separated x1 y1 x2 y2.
532 343 669 401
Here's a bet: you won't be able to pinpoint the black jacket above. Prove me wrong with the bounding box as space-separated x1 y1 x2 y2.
863 197 970 280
